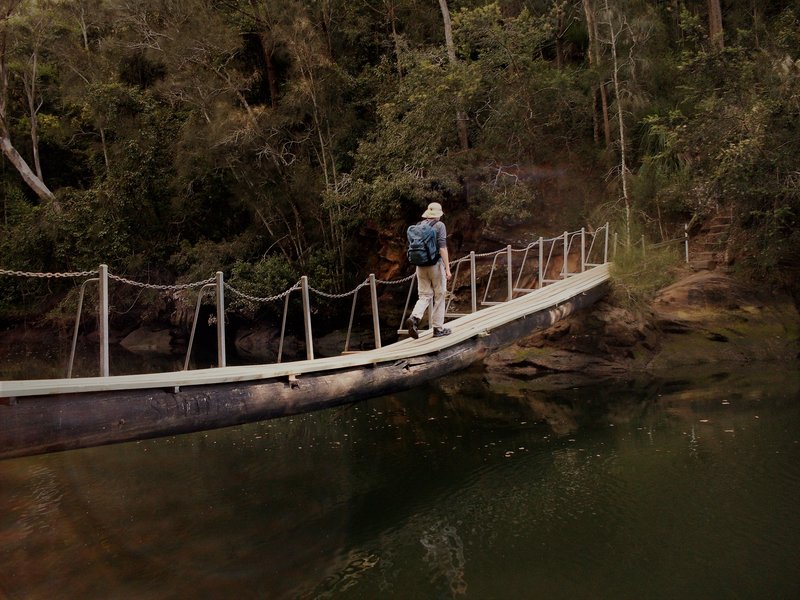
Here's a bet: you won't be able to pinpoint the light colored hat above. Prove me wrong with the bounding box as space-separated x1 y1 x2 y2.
422 202 444 218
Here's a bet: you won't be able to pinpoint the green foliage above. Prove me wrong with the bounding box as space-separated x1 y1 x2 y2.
3 0 800 323
609 240 682 309
227 254 296 318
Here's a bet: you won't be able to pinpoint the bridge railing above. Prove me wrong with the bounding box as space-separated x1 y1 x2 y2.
0 223 610 379
400 224 610 334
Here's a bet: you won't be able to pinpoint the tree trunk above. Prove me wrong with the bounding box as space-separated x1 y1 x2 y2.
386 0 403 78
707 0 724 50
24 50 43 180
0 135 56 203
258 31 280 107
437 0 469 151
602 0 630 245
583 0 612 149
0 13 56 206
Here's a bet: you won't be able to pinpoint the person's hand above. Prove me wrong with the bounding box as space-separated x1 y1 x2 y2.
445 270 452 280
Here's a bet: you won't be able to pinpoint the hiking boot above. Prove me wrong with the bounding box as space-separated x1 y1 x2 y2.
406 316 420 339
433 327 451 338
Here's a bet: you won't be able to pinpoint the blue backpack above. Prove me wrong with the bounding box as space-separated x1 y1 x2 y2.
407 221 440 267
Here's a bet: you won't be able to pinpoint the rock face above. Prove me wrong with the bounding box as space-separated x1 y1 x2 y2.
486 270 800 378
119 327 176 354
234 326 302 362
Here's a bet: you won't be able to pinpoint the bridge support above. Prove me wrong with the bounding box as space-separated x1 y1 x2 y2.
216 271 226 368
301 276 314 360
98 264 109 377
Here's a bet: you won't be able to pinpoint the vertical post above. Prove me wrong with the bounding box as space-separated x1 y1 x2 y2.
470 251 477 313
580 227 586 272
215 271 226 368
538 237 544 288
301 275 314 360
506 245 513 301
562 231 568 278
604 223 610 264
98 264 109 377
641 235 646 257
369 274 382 349
684 223 689 263
613 232 618 259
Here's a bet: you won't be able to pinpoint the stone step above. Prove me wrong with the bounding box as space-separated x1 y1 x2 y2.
707 224 731 232
690 259 717 271
700 241 724 250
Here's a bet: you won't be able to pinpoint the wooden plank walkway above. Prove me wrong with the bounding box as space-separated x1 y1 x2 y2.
0 264 609 399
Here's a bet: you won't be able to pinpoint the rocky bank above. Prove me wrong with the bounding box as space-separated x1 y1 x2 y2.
485 269 800 382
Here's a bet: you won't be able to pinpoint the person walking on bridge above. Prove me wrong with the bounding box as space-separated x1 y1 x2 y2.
405 202 452 339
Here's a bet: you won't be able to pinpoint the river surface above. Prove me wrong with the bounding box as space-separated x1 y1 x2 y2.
0 358 798 599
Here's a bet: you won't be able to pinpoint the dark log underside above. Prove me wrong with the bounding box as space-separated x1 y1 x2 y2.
0 284 608 460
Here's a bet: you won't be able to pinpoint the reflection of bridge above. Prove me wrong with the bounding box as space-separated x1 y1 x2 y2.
0 225 610 459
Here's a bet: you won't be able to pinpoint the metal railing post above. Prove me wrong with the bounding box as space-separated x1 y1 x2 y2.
215 271 226 367
98 264 109 377
278 291 292 363
684 223 689 263
580 227 586 272
67 277 98 378
604 223 609 264
184 283 215 371
538 237 544 288
369 274 382 349
562 231 568 278
506 245 513 301
470 251 477 313
301 275 314 360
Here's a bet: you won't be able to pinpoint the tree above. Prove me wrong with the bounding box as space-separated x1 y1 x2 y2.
583 0 611 148
707 0 723 50
0 0 55 204
598 0 632 244
438 0 469 151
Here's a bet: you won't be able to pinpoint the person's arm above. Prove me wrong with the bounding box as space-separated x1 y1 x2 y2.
440 246 452 280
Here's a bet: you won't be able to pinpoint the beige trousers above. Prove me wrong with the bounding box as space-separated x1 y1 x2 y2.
411 260 447 329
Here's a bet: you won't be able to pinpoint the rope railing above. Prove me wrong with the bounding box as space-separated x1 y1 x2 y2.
0 268 99 278
1 224 611 379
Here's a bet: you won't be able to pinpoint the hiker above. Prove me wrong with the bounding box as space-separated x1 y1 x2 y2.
405 202 452 339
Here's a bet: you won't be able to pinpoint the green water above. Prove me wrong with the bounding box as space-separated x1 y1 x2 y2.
1 365 798 599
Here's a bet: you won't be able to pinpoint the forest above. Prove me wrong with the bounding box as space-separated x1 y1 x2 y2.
0 0 798 328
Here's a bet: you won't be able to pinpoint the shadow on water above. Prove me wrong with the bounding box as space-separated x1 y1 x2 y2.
0 362 799 599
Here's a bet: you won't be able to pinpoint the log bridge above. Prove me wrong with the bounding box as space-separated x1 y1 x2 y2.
0 227 611 460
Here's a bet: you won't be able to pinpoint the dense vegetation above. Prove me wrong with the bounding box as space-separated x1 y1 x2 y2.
1 0 798 324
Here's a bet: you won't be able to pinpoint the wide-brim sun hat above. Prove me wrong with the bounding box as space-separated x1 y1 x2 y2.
422 202 444 218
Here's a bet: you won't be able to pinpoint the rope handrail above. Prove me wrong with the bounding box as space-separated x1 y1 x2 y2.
0 268 99 278
375 273 415 285
0 226 599 302
224 280 301 304
108 273 215 291
2 223 611 377
308 278 370 299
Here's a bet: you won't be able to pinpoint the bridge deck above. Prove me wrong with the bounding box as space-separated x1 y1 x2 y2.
0 264 609 399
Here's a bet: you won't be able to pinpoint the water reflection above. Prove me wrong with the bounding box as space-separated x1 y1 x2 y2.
0 365 798 599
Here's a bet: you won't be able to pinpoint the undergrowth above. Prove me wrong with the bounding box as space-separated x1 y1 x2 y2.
609 241 683 309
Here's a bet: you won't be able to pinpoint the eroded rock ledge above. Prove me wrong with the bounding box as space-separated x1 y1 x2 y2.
486 270 800 379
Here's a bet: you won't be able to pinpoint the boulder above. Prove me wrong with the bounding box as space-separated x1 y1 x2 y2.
234 326 301 362
119 327 175 354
